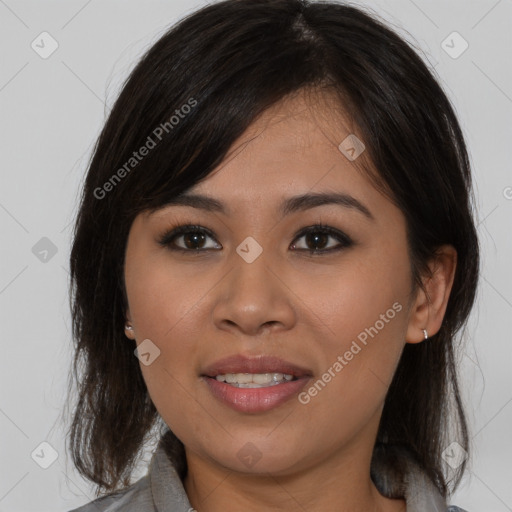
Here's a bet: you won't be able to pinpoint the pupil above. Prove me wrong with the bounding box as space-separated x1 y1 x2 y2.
185 232 205 249
307 232 327 250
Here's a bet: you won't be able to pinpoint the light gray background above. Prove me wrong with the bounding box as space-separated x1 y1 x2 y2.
0 0 511 511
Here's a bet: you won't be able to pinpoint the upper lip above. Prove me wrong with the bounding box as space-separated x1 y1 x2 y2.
202 354 313 378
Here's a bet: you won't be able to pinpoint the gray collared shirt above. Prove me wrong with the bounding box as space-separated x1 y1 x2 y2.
69 440 468 512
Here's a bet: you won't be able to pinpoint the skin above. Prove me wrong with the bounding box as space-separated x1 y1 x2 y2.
123 89 457 512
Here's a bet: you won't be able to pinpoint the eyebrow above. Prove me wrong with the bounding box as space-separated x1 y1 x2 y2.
156 191 374 220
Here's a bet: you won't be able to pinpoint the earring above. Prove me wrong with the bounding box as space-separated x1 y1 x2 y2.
125 323 133 332
422 329 428 340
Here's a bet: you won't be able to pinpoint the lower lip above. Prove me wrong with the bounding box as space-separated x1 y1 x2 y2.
203 376 310 413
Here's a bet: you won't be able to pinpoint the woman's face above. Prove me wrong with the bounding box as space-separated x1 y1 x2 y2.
124 92 420 476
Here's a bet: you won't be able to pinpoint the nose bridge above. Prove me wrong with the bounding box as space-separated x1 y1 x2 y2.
230 241 277 308
233 241 272 292
212 241 295 334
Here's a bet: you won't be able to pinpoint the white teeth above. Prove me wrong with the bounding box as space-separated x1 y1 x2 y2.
253 373 273 384
214 372 295 387
232 373 254 384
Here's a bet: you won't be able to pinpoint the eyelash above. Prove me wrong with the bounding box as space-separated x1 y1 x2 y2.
157 222 354 255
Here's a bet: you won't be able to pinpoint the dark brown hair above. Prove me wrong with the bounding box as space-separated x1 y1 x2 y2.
66 0 479 500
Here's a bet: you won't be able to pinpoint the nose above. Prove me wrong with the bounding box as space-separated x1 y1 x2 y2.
212 247 297 336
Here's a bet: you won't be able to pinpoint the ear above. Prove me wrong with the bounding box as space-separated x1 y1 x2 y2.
124 309 136 340
405 245 457 343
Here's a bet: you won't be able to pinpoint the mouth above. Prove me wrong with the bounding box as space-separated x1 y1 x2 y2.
201 354 312 413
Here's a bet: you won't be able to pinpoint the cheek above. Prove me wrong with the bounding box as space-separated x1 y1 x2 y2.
292 250 411 416
126 262 208 442
124 254 214 401
294 248 411 347
125 252 212 342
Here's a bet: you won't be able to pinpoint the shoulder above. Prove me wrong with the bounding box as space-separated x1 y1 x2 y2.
68 437 192 512
68 474 154 512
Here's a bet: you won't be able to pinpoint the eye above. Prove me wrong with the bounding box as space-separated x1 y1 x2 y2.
158 224 221 252
158 223 354 255
290 224 353 254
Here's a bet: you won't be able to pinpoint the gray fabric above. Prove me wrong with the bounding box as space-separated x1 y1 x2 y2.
69 440 468 512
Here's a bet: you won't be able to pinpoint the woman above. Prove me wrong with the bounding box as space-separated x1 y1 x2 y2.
66 0 479 510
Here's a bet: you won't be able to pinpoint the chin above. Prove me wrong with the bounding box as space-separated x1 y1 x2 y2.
206 439 309 476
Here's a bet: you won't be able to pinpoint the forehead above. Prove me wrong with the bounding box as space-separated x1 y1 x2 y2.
187 90 379 207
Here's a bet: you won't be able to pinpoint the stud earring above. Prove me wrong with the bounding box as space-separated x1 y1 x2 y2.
422 329 428 340
125 323 133 331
